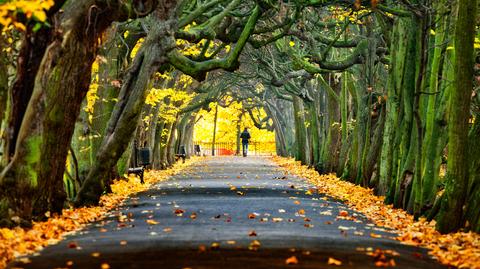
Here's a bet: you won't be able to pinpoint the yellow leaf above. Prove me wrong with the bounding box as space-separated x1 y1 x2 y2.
327 257 342 266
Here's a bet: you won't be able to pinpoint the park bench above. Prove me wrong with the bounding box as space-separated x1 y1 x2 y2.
127 141 151 184
175 145 186 163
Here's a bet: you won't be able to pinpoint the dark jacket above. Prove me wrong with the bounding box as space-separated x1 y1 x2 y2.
240 130 251 143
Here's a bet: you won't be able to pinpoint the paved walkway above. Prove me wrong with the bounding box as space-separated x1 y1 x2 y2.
9 157 444 268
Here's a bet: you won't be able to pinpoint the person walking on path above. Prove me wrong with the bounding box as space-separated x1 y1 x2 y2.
240 127 251 157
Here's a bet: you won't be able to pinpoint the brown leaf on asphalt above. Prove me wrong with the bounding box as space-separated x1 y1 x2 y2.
248 213 256 219
198 245 207 253
67 242 78 249
190 212 197 219
249 230 257 236
327 257 342 266
285 256 299 265
174 209 185 216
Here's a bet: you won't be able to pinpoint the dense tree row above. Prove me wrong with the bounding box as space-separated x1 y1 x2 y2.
0 0 478 234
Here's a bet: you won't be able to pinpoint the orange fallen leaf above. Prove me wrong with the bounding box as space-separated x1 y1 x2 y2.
120 240 127 246
190 213 197 219
370 233 382 238
101 263 110 269
146 219 159 225
198 245 207 253
297 209 306 215
339 210 348 217
248 213 256 219
285 256 299 265
327 257 342 266
294 201 301 205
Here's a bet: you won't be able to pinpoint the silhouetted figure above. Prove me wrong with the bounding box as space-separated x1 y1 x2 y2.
240 128 251 157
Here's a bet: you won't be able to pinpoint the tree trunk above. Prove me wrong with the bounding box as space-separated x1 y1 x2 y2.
75 19 177 206
436 0 477 233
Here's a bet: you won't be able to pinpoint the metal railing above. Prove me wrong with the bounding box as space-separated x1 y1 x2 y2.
193 141 276 156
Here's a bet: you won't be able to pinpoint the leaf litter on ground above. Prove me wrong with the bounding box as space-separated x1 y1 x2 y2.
0 157 200 269
272 156 480 269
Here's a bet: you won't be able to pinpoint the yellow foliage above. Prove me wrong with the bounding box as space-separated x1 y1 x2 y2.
131 38 144 59
0 0 54 29
194 101 275 146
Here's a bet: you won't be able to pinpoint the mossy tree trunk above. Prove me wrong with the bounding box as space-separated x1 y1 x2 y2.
436 0 477 233
0 0 149 225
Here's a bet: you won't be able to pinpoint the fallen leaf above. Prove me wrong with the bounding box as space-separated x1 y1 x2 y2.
211 242 220 250
248 213 256 219
370 233 382 238
174 209 185 216
146 219 159 225
249 230 257 236
120 240 127 245
285 256 299 265
91 252 101 258
327 257 342 266
190 213 197 219
339 210 349 217
163 227 172 233
101 263 110 269
249 240 261 251
67 242 78 249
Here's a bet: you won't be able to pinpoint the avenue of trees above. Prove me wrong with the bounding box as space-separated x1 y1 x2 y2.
0 0 479 234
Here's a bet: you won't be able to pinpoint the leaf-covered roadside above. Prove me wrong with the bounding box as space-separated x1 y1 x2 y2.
271 156 480 269
0 158 199 269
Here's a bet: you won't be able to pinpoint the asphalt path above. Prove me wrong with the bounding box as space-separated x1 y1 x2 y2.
9 156 445 269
